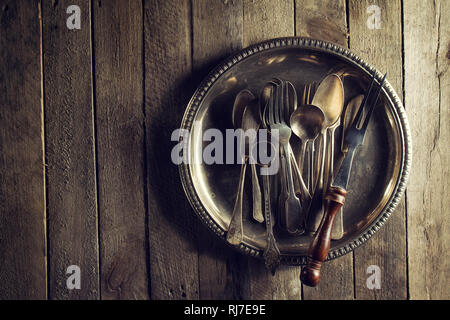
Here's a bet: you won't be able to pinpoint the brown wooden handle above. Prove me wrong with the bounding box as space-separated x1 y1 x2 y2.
300 186 347 286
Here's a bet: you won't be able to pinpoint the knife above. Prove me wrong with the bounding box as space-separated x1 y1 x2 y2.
300 71 387 287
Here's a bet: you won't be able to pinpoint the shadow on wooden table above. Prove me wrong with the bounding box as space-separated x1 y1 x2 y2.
146 56 249 298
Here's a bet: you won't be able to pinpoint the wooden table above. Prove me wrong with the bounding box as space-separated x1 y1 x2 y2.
0 0 448 300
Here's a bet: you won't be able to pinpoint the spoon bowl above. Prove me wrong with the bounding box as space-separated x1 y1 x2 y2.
232 89 256 129
290 103 325 198
312 74 344 128
290 104 325 142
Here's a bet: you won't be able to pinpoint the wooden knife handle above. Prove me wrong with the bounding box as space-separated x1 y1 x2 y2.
300 186 347 287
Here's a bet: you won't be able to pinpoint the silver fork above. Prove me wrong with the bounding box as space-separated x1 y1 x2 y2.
266 80 305 235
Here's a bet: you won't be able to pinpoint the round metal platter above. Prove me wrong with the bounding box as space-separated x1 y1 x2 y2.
179 37 411 265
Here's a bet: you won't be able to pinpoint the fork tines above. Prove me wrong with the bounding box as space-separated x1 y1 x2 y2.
352 70 387 134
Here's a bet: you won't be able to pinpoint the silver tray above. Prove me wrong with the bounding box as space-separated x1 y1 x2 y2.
179 37 411 265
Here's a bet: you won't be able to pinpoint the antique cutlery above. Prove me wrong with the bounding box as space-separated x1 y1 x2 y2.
289 97 325 209
281 79 311 204
266 80 305 235
306 74 344 233
260 88 283 274
329 94 364 240
261 165 281 274
227 92 263 246
341 95 364 154
301 83 318 193
260 80 311 204
231 90 264 224
301 71 387 287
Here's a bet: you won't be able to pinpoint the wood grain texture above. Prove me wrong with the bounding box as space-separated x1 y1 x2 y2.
93 0 149 299
0 0 447 301
144 0 199 300
42 0 99 300
301 259 355 299
0 0 47 299
192 0 243 78
192 0 245 299
240 0 302 300
296 0 354 300
243 0 294 47
349 0 407 300
404 0 449 300
243 261 301 299
295 0 348 47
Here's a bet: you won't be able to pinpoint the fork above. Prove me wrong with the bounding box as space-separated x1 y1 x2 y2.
300 70 387 287
265 80 304 235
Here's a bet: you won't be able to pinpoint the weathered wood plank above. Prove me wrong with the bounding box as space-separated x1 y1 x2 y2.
295 0 348 47
349 0 407 300
243 0 294 47
192 0 243 78
92 0 149 299
404 0 449 300
243 261 302 299
144 0 199 300
192 0 245 299
296 0 354 300
241 0 302 300
42 0 99 300
0 0 47 299
301 259 355 299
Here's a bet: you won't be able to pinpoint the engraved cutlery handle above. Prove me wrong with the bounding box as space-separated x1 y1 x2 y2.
278 146 288 228
262 172 280 274
279 145 304 235
251 163 264 223
300 186 347 287
226 161 247 245
283 144 305 234
289 144 311 202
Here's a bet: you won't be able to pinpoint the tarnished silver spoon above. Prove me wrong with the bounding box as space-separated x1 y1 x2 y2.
290 104 325 198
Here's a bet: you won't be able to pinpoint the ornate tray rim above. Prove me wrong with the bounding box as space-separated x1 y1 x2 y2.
179 37 412 265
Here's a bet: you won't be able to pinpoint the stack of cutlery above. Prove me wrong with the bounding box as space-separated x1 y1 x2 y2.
226 71 386 285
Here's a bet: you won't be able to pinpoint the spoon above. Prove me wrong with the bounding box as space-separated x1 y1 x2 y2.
232 90 253 134
306 74 344 232
312 74 345 130
290 104 325 207
227 91 264 246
